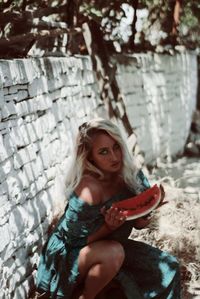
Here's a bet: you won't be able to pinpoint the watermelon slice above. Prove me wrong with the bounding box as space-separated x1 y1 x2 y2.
112 184 161 221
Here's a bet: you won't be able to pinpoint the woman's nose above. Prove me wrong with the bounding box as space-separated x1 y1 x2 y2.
110 151 118 161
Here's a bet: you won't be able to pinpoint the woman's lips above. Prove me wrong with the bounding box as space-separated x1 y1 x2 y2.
111 161 120 167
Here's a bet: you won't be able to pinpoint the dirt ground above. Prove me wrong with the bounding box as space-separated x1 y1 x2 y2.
131 156 200 299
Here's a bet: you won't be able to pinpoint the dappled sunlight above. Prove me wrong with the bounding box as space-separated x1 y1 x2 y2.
131 157 200 297
0 57 103 298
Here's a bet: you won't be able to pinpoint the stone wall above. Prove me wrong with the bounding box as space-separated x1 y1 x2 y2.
0 56 105 299
0 52 198 299
115 52 198 162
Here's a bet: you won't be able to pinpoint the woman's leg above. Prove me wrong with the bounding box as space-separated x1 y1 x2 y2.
77 240 125 299
121 239 181 299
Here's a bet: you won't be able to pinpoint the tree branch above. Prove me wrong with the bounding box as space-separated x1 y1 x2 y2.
0 27 82 47
0 5 67 26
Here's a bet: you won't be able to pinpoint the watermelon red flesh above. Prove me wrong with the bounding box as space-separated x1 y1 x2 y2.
122 193 160 218
112 184 160 209
112 184 161 220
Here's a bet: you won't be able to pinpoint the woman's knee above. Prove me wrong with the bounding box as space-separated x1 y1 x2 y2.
78 240 125 276
107 241 125 272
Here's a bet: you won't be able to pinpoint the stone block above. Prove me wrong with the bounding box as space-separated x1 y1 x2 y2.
13 273 34 299
39 139 62 169
6 174 24 202
0 202 11 225
27 175 48 200
81 69 95 85
0 88 4 103
1 101 17 120
13 143 37 170
4 93 18 102
8 85 19 94
79 56 91 71
2 134 17 157
9 204 31 239
0 135 9 161
3 87 9 95
35 112 56 138
22 160 42 184
0 61 14 87
124 92 145 106
0 67 4 88
28 76 48 98
52 100 66 122
1 159 12 176
14 60 33 84
16 90 29 102
0 223 11 253
29 190 52 224
120 72 143 88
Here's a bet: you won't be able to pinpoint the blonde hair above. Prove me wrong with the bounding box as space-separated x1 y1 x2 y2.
65 118 141 199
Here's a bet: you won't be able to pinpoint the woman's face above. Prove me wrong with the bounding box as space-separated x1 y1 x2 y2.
90 132 123 175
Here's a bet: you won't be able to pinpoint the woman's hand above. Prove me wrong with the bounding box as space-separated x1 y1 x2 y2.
133 214 152 229
101 206 127 231
157 184 168 209
134 185 167 230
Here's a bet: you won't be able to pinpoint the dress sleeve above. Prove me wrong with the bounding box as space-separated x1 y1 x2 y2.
59 198 102 248
136 169 151 192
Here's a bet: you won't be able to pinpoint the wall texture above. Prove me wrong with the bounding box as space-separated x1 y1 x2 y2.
0 52 198 299
115 52 198 162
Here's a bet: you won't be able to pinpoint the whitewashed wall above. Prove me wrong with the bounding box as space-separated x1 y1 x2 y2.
115 52 198 162
0 56 105 299
0 52 197 299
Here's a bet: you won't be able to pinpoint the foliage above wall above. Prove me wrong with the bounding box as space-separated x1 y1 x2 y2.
0 0 199 58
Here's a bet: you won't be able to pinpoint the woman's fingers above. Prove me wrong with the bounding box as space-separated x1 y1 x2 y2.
155 184 168 209
107 207 126 220
160 184 165 202
100 206 106 216
102 206 126 229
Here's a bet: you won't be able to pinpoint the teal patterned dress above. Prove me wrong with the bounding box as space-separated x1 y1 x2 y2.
36 171 181 299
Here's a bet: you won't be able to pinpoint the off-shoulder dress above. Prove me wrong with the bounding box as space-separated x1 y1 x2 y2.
36 171 181 299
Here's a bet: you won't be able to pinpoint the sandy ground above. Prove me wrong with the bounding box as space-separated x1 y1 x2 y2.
131 156 200 299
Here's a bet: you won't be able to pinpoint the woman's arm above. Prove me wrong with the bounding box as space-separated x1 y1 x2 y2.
75 176 126 244
88 206 126 243
87 223 114 243
132 169 152 229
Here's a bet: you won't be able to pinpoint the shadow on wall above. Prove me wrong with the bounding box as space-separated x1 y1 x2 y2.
197 55 200 111
0 57 103 299
115 53 197 164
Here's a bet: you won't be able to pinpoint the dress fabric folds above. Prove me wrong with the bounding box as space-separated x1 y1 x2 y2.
36 171 181 299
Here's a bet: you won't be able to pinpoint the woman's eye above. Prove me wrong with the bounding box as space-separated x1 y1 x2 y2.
114 143 120 150
99 149 108 155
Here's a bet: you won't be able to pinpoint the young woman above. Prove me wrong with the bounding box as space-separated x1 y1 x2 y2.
36 118 181 299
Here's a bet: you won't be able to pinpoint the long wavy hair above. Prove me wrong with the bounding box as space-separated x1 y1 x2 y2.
64 118 141 199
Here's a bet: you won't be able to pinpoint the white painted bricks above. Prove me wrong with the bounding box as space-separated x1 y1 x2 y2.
115 52 197 162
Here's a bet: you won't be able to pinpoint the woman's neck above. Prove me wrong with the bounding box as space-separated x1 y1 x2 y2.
101 173 124 187
84 170 124 188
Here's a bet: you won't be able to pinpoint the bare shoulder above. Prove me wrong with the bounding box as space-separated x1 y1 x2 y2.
74 175 103 205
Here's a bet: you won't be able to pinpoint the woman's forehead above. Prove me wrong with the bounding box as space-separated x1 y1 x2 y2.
91 132 117 147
